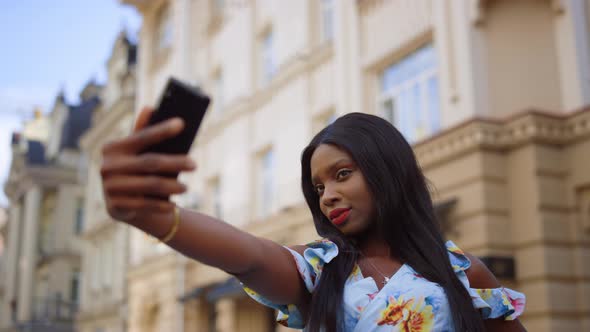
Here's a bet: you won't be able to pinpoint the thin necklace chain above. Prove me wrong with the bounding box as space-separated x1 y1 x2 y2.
359 252 391 285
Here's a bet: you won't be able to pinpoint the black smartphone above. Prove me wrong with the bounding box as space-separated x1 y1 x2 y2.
141 77 210 176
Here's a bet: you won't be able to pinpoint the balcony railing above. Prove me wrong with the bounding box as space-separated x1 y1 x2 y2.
0 295 77 332
32 294 78 322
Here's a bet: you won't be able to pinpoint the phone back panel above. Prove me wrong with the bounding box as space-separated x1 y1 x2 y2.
143 78 210 156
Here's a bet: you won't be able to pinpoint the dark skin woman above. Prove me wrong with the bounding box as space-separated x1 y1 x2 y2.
101 108 527 331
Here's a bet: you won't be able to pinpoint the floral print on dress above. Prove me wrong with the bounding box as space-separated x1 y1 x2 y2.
377 295 434 332
242 240 526 331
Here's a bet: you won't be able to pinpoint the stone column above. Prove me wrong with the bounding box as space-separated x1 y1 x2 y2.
332 0 361 115
17 186 42 321
447 1 490 121
553 0 590 110
0 202 22 326
175 0 193 81
215 298 236 332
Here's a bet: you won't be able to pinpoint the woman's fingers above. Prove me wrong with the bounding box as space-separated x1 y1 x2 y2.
103 117 184 154
100 154 196 176
99 106 195 224
103 175 188 198
133 107 155 133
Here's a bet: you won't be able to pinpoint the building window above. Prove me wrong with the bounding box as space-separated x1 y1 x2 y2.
70 270 80 303
207 303 217 332
209 178 223 219
320 0 334 42
378 44 440 143
213 69 224 113
74 198 84 235
257 149 275 218
156 4 173 51
101 241 113 288
260 30 276 86
91 244 100 292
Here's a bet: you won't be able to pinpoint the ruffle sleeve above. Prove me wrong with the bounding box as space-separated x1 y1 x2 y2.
446 241 526 320
242 239 339 328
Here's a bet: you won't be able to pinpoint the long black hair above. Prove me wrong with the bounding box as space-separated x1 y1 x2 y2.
300 113 484 331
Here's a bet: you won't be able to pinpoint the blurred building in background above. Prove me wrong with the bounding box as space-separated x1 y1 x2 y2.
1 0 589 332
0 82 101 331
76 31 137 332
0 207 7 315
118 0 590 331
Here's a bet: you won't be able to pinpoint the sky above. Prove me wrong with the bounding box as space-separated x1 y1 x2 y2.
0 1 142 206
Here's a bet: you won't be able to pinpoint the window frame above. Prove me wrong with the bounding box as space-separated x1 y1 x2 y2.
377 44 440 143
259 29 276 86
155 3 173 52
256 148 276 219
319 0 334 43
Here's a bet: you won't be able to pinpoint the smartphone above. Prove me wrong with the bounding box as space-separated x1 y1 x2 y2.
141 77 210 176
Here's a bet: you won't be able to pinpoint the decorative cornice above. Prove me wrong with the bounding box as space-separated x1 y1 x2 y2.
76 299 126 322
80 217 122 240
199 43 333 145
127 250 179 281
243 202 311 244
4 165 79 200
357 0 387 14
37 251 81 268
413 107 590 169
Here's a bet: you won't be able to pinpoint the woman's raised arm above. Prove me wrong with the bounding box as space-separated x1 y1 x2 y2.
100 108 308 307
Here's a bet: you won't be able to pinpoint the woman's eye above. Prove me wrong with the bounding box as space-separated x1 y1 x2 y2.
336 169 352 180
314 185 324 195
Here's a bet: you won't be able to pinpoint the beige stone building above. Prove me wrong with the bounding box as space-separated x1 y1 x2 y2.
76 31 138 332
0 83 101 332
0 207 7 314
117 0 590 331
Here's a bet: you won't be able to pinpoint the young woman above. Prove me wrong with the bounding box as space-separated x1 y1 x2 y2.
101 109 526 331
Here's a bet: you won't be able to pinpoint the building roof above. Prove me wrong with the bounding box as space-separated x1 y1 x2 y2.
127 43 137 65
59 96 100 150
26 140 47 165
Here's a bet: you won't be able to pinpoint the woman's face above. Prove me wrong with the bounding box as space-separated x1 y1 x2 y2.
310 144 376 236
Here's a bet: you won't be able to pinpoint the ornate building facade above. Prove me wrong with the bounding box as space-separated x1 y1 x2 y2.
1 82 101 332
76 31 138 332
118 0 590 331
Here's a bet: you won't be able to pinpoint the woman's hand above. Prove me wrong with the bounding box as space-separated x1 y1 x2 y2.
100 107 196 226
100 108 309 310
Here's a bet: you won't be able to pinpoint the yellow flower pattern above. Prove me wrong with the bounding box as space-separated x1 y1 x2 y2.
378 295 434 332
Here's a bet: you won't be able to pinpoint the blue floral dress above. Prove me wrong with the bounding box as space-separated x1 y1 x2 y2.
244 240 525 331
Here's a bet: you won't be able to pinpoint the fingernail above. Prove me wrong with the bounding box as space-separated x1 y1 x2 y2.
170 118 183 128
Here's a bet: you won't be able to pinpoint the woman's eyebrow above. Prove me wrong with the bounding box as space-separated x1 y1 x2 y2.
311 158 353 184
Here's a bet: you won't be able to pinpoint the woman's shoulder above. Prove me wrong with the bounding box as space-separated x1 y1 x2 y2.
445 241 499 287
288 238 338 253
287 239 339 271
445 241 526 320
462 252 501 289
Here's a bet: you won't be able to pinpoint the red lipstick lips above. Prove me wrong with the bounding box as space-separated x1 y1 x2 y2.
329 208 351 226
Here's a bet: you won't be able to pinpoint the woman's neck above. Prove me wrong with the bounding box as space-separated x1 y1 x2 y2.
356 236 391 258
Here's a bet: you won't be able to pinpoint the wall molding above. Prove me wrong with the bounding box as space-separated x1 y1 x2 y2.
414 107 590 169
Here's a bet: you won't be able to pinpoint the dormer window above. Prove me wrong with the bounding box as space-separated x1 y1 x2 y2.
156 4 173 52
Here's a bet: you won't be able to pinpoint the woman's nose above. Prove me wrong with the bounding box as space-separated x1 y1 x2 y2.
321 185 340 206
